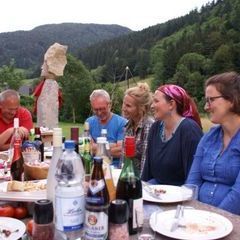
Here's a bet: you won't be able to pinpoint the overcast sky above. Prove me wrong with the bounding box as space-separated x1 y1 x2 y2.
1 0 212 33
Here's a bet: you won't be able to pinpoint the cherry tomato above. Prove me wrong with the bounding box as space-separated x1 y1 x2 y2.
0 205 14 217
13 206 28 219
26 219 33 236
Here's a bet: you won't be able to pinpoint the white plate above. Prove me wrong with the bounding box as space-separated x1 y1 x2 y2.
150 209 233 240
0 180 47 202
0 217 26 240
143 184 188 203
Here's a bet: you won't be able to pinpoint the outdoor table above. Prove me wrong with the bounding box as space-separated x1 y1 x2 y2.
129 200 240 240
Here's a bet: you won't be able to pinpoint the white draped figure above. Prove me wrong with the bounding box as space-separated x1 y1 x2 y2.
37 43 67 129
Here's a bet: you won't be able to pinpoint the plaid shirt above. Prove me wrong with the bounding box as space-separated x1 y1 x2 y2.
125 115 154 175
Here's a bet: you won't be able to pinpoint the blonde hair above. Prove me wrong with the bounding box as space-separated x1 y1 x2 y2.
125 83 152 116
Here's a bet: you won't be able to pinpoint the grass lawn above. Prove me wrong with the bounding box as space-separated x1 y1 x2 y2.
59 122 84 139
58 116 213 139
201 116 214 133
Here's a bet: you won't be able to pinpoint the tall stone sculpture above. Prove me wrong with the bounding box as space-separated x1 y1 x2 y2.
33 43 68 129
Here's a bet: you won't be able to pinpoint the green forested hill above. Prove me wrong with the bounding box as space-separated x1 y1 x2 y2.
0 23 131 70
151 0 240 109
78 0 240 110
78 0 218 80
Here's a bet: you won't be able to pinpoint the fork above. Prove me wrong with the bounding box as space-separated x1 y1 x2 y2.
142 181 162 199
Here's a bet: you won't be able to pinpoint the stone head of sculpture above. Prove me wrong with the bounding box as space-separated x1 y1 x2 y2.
41 42 68 79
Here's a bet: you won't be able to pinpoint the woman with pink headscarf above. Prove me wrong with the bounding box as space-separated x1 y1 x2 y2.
141 84 203 185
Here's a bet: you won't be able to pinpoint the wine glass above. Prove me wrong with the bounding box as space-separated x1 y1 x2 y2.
181 184 199 200
135 208 155 240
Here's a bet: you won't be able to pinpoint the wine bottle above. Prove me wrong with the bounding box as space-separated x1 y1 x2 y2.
116 136 143 235
11 138 24 181
96 137 116 202
85 156 109 240
34 127 44 162
9 118 21 161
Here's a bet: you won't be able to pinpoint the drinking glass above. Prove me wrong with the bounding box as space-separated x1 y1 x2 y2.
135 208 155 240
181 184 199 200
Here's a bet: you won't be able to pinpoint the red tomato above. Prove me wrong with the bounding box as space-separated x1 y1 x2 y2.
13 206 28 219
26 219 33 236
0 205 14 217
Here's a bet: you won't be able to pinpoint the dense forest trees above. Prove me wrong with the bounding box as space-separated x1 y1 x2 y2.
0 60 25 90
151 0 240 110
1 0 240 121
78 0 218 82
78 0 240 111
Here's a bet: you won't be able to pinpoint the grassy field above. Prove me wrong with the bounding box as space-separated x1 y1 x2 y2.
201 116 214 132
118 75 154 90
58 122 84 139
59 116 213 139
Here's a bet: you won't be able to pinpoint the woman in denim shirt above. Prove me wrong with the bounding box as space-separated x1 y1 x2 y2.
187 72 240 215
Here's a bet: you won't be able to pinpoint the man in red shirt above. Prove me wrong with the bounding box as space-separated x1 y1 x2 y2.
0 89 33 150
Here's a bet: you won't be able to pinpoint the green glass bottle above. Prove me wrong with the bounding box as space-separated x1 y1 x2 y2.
82 137 92 181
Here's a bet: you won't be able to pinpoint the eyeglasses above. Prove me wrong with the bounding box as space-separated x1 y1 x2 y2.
92 104 110 113
205 96 224 105
92 107 108 113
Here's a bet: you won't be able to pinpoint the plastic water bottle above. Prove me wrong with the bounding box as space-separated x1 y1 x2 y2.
55 140 85 240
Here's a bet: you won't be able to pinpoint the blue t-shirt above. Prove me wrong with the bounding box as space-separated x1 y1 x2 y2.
187 126 240 215
86 114 127 166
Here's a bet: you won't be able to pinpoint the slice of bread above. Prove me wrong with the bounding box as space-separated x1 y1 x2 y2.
7 180 24 192
7 180 46 192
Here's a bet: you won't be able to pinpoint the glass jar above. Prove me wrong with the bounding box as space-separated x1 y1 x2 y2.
109 199 129 240
32 199 54 240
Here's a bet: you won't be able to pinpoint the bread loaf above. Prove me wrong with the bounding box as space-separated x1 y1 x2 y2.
24 162 49 180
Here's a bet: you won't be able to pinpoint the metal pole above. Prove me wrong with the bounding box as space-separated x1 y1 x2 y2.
125 66 129 89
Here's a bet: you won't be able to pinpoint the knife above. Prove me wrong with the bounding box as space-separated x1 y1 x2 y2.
170 205 182 232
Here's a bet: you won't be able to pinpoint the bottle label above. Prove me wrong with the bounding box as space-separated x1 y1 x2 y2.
89 179 105 195
55 194 85 232
85 210 108 240
102 162 112 179
84 138 91 152
86 197 105 205
133 198 143 228
22 141 40 163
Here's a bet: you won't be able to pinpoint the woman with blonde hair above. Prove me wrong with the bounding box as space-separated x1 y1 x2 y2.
122 82 154 174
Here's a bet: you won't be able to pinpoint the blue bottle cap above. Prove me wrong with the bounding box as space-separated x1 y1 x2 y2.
64 140 75 149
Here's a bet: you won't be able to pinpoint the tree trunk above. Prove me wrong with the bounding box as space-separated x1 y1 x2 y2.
72 107 76 123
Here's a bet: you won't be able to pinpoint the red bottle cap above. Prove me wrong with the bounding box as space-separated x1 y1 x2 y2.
125 136 135 145
125 136 135 157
